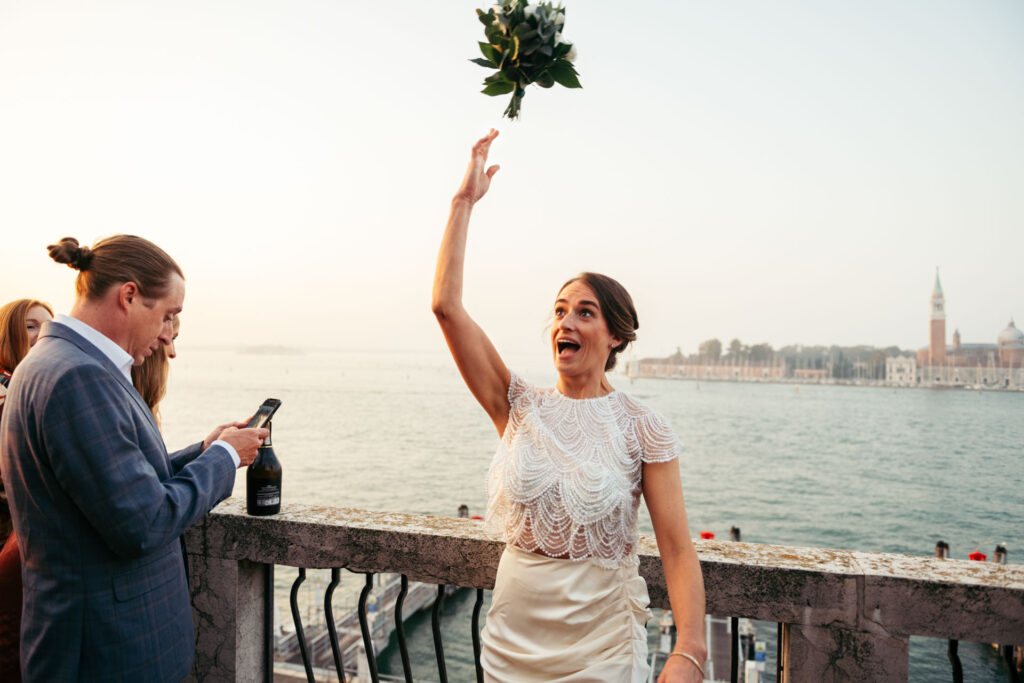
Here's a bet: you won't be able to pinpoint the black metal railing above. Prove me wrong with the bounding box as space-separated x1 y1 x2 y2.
394 575 412 682
357 573 380 682
324 568 346 682
289 568 315 681
471 588 485 683
430 584 448 683
249 563 1024 683
949 639 964 683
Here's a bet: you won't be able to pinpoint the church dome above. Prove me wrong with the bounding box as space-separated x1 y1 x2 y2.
997 319 1024 346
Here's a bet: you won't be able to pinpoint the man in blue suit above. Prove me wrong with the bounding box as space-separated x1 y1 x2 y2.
0 235 268 682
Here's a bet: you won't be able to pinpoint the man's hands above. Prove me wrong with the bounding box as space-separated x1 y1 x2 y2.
203 421 269 468
216 427 269 468
203 421 247 451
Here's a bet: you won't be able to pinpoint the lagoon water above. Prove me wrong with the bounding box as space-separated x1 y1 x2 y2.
161 347 1023 681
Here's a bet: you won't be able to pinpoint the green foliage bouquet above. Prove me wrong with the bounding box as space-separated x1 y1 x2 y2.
472 0 581 119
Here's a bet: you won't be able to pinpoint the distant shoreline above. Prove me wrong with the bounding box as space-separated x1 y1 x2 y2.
627 373 1024 393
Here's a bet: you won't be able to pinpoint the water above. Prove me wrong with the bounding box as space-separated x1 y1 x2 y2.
161 348 1023 681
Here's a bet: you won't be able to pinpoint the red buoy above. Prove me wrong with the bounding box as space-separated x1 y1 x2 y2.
700 531 715 540
968 551 987 562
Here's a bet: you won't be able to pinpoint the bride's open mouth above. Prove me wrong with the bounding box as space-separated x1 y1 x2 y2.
556 339 581 357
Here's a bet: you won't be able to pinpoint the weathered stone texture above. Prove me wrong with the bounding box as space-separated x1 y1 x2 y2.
783 623 908 682
854 550 1024 642
186 555 267 682
185 496 1024 682
186 497 505 587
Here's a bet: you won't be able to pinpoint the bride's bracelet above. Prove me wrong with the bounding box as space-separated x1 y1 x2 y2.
668 651 705 677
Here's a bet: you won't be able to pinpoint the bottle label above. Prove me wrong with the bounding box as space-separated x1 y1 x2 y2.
256 484 280 507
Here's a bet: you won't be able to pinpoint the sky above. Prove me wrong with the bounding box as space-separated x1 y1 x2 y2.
1 0 1022 362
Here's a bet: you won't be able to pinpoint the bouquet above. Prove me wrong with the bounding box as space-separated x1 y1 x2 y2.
472 0 581 119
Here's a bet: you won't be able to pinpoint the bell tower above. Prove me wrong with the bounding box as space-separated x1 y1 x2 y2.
929 268 946 366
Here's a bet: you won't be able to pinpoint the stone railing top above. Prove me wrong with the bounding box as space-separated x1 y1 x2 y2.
185 497 1024 644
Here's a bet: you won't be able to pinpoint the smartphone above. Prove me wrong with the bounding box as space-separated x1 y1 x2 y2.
245 398 282 429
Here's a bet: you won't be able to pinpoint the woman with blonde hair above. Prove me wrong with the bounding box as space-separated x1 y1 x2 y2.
132 314 180 426
433 131 706 682
0 298 54 683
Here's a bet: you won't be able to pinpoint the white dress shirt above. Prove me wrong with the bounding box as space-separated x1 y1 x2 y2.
55 314 133 381
53 314 240 466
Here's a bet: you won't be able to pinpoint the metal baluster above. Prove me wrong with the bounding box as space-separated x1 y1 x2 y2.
432 584 449 683
730 616 739 683
324 568 346 683
357 573 380 683
394 575 413 683
263 564 274 683
777 623 784 682
1005 645 1021 683
472 588 485 683
290 568 315 683
947 640 963 683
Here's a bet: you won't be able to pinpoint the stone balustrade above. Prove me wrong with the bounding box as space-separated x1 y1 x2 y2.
185 498 1024 682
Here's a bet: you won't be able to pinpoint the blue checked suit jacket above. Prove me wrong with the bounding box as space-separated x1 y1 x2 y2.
0 321 236 682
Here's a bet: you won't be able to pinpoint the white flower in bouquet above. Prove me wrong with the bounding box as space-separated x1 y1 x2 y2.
471 0 582 119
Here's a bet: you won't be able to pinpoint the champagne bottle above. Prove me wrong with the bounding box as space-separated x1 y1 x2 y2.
247 421 282 515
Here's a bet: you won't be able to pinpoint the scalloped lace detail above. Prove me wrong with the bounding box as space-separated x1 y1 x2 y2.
486 371 682 569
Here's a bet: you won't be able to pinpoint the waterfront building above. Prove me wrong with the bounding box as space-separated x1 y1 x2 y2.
627 357 786 382
885 356 917 387
915 270 1024 389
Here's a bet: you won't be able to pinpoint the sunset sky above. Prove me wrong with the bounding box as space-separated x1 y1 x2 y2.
1 0 1021 361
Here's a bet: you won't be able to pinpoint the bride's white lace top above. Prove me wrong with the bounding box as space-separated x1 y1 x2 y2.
486 371 682 569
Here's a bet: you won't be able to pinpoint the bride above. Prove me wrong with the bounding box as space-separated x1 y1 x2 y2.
432 130 707 682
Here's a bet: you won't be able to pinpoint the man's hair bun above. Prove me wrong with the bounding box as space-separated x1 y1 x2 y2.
48 237 94 271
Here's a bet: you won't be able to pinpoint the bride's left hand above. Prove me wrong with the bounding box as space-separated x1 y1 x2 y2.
657 655 704 683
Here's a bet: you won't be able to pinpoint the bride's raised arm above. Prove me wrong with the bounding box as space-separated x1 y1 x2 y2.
432 130 511 436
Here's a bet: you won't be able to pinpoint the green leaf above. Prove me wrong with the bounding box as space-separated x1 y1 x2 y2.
548 59 581 88
470 57 497 68
535 71 555 88
478 41 499 63
476 8 492 26
482 80 516 96
483 71 513 87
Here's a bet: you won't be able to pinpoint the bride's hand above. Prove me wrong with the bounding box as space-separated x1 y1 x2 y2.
454 129 500 204
657 654 704 683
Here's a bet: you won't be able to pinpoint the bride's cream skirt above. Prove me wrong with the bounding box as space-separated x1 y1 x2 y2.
481 545 652 682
